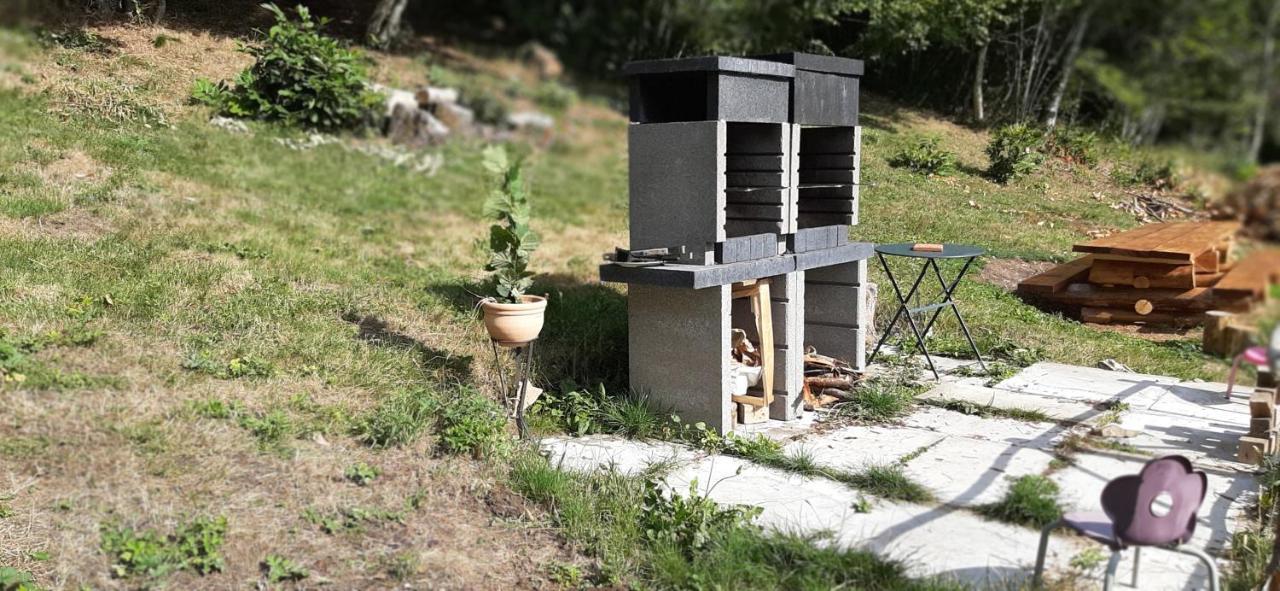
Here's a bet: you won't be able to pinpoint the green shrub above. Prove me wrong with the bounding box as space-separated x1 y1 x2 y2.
100 516 227 579
532 81 577 113
889 136 957 176
979 475 1063 528
1126 157 1183 190
352 387 439 448
1045 127 1099 167
482 145 539 303
438 390 509 456
531 385 603 436
192 4 381 130
986 123 1046 183
640 478 762 556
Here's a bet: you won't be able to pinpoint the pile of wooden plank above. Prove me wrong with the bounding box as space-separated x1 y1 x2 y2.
1240 368 1279 464
1017 221 1279 326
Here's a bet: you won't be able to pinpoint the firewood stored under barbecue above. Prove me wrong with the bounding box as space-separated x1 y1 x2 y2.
806 376 856 390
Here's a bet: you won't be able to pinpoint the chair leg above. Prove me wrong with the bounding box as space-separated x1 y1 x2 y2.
1131 546 1140 588
1227 353 1245 400
1032 519 1061 589
1103 550 1124 591
1173 545 1220 591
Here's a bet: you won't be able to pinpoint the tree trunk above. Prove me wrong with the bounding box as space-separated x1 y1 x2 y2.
367 0 410 49
1044 2 1095 129
153 0 166 23
1250 0 1280 163
973 42 988 122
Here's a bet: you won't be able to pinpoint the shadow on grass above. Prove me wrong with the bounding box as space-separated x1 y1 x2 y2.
341 311 474 384
425 273 628 393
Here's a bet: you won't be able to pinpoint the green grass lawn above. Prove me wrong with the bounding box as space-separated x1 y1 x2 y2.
0 19 1250 588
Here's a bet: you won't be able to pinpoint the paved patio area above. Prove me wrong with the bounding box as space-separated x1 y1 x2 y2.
540 360 1260 590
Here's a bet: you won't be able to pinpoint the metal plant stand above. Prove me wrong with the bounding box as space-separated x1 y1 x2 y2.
869 243 987 379
489 339 536 439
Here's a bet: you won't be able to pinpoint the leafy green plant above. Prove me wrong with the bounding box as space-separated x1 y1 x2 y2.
352 387 439 448
345 462 380 486
889 135 957 176
986 123 1046 183
262 554 308 583
640 478 762 556
302 505 403 534
1045 127 1099 167
482 145 539 303
1119 157 1183 190
191 4 382 130
0 567 41 591
182 351 273 379
531 385 602 436
978 475 1063 528
100 516 227 578
437 390 508 457
238 409 294 451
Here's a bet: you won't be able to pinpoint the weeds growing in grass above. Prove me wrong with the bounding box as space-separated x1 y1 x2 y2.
832 357 924 424
978 475 1063 528
262 554 308 583
99 516 227 579
923 398 1050 423
437 389 509 457
641 478 763 556
352 387 439 448
344 462 380 486
844 464 934 503
0 567 41 591
508 452 958 589
302 505 404 535
986 123 1046 183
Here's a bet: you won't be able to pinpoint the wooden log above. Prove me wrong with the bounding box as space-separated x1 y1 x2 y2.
1251 390 1276 418
1240 435 1270 464
1134 299 1154 315
1202 311 1236 357
1081 307 1201 326
1035 284 1227 312
1261 367 1277 390
1253 416 1275 437
737 401 769 424
806 376 855 390
1227 325 1261 358
1088 259 1196 289
732 394 767 408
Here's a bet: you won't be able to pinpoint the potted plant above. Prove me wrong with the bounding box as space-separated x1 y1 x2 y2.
479 145 546 346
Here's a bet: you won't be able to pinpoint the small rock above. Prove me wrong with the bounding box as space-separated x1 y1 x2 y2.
434 101 474 131
506 110 554 131
415 86 460 107
209 116 248 134
384 88 419 118
386 104 449 147
520 41 563 80
1096 359 1133 373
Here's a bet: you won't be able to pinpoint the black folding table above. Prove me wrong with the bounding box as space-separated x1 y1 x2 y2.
869 243 987 379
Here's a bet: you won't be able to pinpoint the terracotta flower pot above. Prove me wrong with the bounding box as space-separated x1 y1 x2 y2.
481 295 547 347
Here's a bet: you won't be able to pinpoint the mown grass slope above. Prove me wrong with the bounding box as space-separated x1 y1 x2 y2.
0 14 1258 589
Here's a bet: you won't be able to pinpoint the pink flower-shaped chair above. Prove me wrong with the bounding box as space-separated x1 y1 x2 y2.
1032 455 1218 590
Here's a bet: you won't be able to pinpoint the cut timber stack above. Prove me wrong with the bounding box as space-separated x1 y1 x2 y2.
1017 221 1280 326
1241 386 1277 464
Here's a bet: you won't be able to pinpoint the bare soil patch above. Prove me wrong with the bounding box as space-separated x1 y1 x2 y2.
976 258 1057 292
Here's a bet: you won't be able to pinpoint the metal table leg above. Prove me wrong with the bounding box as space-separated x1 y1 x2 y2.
869 253 986 379
869 252 942 379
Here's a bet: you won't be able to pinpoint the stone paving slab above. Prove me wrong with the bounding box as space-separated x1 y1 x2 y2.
540 435 1215 589
919 381 1102 424
994 362 1176 408
540 435 701 476
784 424 945 472
903 436 1059 507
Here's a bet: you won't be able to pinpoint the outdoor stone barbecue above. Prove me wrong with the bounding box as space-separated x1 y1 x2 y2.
600 53 873 434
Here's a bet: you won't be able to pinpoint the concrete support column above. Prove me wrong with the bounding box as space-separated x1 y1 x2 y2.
629 284 732 433
804 259 867 370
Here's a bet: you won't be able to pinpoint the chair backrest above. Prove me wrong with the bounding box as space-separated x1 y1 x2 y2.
1099 455 1207 547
